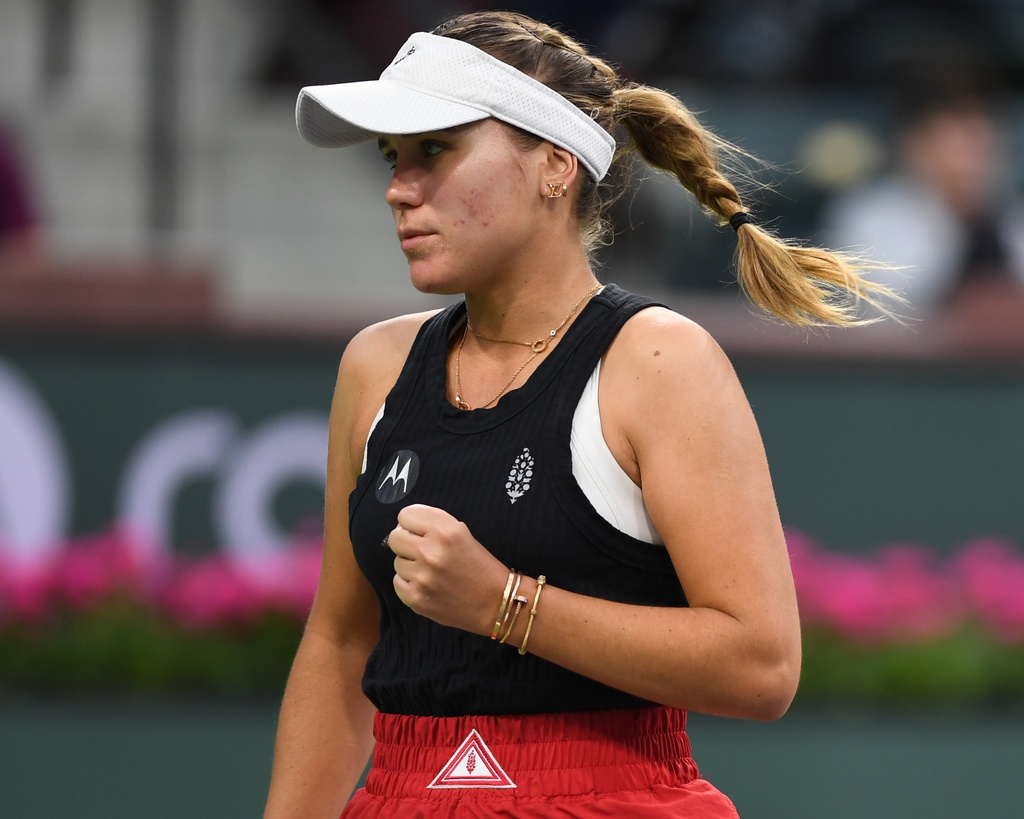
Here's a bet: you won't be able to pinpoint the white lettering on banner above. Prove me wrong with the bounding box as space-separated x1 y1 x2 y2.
0 356 329 574
216 413 329 584
117 410 329 583
117 409 239 562
0 358 70 566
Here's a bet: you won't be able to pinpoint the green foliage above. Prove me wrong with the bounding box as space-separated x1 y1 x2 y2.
4 602 1024 705
0 599 301 697
799 626 1024 707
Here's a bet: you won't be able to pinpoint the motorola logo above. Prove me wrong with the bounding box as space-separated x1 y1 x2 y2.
375 450 419 504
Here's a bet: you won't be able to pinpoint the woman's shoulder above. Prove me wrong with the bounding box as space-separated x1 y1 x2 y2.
336 308 445 417
596 305 744 487
341 309 445 382
602 304 740 412
334 309 446 474
609 304 726 372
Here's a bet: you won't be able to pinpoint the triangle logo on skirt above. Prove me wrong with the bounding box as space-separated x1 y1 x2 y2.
426 729 516 789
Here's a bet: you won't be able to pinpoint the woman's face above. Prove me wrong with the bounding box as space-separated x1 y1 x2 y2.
378 119 547 294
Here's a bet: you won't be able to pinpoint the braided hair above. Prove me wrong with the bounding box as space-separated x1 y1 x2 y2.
434 11 901 326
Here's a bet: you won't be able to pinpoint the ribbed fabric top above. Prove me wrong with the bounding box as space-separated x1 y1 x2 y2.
349 284 687 716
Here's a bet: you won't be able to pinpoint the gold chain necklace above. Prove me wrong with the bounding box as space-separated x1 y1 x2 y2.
453 283 603 410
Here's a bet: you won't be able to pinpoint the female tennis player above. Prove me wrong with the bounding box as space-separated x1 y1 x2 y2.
263 10 895 818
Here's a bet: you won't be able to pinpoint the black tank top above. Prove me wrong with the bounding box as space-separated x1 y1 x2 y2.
349 284 687 716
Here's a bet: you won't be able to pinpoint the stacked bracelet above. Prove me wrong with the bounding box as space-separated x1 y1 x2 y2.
499 592 529 644
491 569 522 640
491 570 547 651
518 575 546 656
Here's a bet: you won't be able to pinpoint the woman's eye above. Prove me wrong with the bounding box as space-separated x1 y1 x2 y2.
378 140 445 170
422 141 445 158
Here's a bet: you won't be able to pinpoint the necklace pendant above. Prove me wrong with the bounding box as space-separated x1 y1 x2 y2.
455 283 601 411
532 329 558 353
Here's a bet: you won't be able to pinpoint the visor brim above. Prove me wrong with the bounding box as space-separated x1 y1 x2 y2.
296 80 491 147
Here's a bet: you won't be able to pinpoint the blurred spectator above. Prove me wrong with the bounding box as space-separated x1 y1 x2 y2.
820 83 1024 318
0 122 43 277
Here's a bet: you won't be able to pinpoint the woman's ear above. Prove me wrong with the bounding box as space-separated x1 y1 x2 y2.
540 144 580 199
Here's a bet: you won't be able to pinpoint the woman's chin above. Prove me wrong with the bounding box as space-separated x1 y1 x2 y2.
408 267 464 297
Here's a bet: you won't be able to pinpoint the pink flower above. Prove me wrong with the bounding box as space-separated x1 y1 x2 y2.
874 544 962 639
264 539 321 618
3 528 1022 647
951 539 1024 643
788 532 961 643
0 559 54 623
49 531 149 610
159 555 270 630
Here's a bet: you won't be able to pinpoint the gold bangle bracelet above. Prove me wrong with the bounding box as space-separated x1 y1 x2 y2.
518 575 546 656
499 595 529 643
490 569 517 640
508 573 523 610
502 573 523 630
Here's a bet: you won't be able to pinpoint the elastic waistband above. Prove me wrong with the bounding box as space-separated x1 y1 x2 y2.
365 706 700 799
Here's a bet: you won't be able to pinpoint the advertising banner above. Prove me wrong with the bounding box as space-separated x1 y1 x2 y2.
3 337 1024 574
0 339 340 581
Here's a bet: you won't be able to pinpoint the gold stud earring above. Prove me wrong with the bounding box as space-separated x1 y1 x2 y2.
547 182 567 198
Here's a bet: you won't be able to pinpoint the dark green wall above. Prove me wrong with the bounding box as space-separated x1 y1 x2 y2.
742 361 1024 552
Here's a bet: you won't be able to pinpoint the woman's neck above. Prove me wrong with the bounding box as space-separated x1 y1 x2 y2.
462 261 600 344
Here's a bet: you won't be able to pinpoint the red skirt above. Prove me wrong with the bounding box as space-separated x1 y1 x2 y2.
341 706 739 817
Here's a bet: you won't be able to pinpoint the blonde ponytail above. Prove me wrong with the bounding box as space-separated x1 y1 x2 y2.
437 10 902 326
613 83 901 326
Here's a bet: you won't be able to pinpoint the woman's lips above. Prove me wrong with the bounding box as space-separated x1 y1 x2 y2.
399 231 435 253
399 232 428 250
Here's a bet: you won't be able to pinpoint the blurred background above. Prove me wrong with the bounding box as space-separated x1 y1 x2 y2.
2 1 1024 817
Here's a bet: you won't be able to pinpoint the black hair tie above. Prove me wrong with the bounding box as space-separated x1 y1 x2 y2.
729 211 753 232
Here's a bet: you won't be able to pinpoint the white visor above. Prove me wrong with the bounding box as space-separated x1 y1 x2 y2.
295 32 616 181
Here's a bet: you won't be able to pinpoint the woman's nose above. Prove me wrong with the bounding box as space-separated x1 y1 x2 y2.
385 166 424 210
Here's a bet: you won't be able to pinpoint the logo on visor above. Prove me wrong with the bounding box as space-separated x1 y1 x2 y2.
375 450 419 504
392 45 416 67
427 729 516 789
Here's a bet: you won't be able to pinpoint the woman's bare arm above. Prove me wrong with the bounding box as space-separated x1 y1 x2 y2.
536 307 802 718
263 313 435 818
